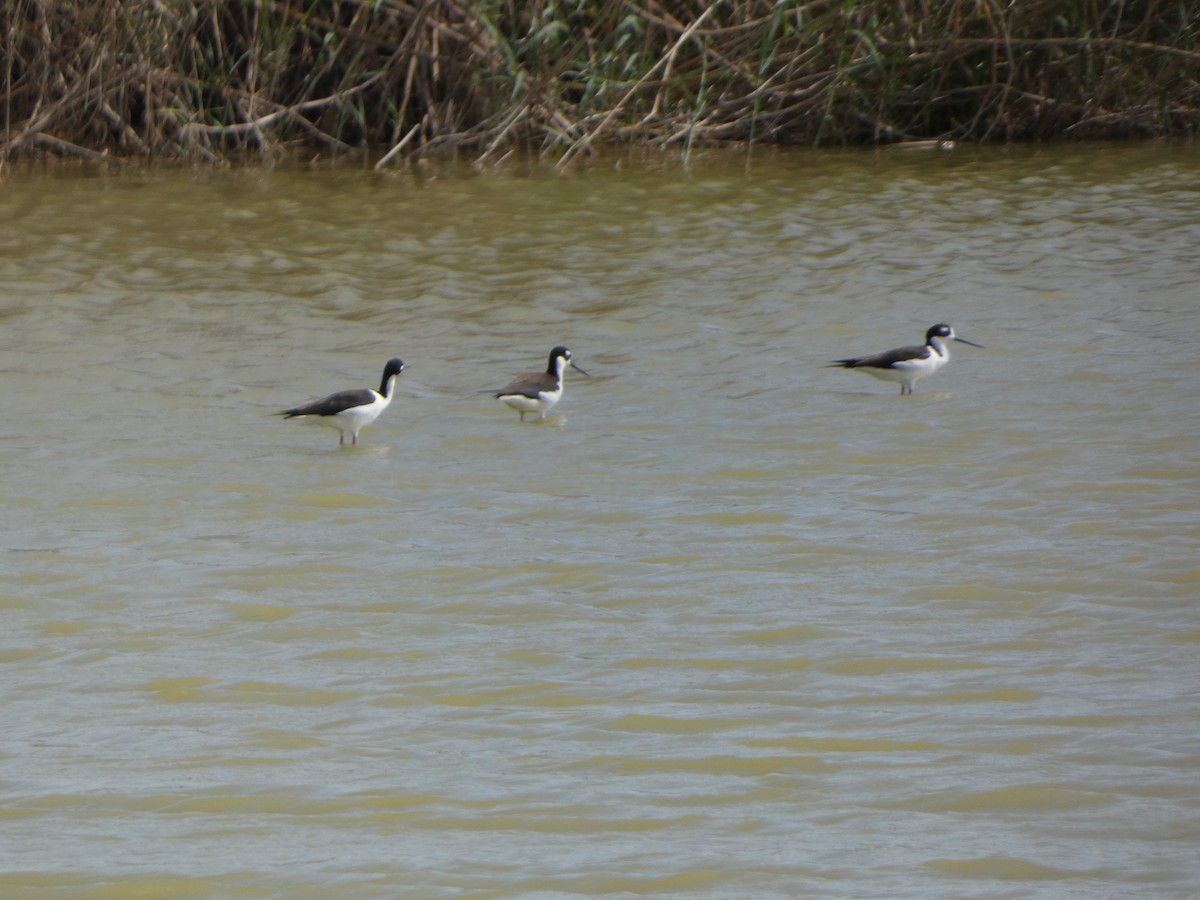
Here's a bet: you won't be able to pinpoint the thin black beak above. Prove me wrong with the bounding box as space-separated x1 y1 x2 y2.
954 337 984 348
570 361 590 376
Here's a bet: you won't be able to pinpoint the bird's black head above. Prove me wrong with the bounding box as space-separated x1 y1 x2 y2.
549 345 589 377
546 345 572 373
377 358 406 394
928 323 984 348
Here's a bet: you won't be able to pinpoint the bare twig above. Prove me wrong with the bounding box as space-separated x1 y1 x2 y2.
556 2 724 168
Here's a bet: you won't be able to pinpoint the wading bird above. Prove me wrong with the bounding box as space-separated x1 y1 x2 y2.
280 357 406 445
495 345 588 421
828 324 982 395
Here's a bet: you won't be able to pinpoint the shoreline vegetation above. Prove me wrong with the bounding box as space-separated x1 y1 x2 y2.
3 1 1198 170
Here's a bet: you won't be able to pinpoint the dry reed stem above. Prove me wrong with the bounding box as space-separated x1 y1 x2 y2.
1 0 1197 169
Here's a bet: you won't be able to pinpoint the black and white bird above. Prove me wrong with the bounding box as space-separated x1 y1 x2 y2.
280 357 406 445
494 345 588 421
828 324 982 395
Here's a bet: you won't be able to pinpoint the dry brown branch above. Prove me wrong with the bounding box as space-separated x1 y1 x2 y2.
556 2 724 168
2 1 1197 165
31 131 129 163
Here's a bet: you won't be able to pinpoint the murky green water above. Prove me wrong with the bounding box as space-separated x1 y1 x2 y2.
2 144 1198 898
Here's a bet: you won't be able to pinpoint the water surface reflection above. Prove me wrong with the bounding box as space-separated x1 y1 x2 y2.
1 144 1198 898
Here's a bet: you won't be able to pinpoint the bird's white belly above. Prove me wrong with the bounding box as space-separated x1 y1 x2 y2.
866 357 941 384
501 390 559 416
340 404 382 429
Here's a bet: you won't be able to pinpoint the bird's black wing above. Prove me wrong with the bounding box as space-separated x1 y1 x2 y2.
495 373 550 399
283 388 374 418
831 343 930 370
